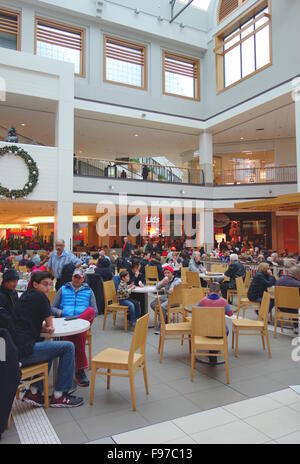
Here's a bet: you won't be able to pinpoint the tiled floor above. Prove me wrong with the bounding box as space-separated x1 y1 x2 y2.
1 306 300 445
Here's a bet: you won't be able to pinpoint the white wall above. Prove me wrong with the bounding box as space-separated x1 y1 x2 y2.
0 142 58 200
274 138 296 165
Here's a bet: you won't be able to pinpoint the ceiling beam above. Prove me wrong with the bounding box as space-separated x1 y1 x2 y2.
170 0 195 23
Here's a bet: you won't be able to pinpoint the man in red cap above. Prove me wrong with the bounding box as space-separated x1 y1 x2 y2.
150 265 181 333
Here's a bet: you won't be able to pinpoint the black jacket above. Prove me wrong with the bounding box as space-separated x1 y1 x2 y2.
248 272 276 301
0 285 19 321
224 261 246 288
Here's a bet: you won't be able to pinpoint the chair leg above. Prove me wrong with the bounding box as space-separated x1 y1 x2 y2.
224 347 230 385
88 334 92 369
237 300 241 319
188 335 191 354
159 335 165 364
191 352 195 382
113 312 117 327
129 371 136 411
158 334 161 354
265 330 272 358
235 329 239 358
124 311 128 333
232 330 235 350
107 369 111 390
261 334 266 351
154 305 158 329
181 334 184 346
143 361 149 395
90 363 97 406
102 310 107 331
274 312 278 338
43 368 49 409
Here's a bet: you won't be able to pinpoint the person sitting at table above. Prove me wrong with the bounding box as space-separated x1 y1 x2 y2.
150 266 182 330
15 272 84 408
95 256 114 282
275 266 300 335
188 251 207 288
117 270 141 328
247 263 276 313
129 260 146 314
51 268 97 387
0 269 20 321
197 282 231 363
220 254 245 299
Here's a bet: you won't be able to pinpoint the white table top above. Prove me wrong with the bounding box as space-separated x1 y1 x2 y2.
131 285 157 294
41 318 90 338
199 273 225 280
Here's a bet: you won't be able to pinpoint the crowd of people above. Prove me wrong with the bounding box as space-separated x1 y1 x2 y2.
1 236 300 425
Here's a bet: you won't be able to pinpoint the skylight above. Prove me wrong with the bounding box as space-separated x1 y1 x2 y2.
177 0 212 11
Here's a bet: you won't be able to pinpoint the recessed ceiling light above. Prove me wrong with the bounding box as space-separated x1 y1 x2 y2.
20 123 26 127
240 137 244 140
134 134 139 137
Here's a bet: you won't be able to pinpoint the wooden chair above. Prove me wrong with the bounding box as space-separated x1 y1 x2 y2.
244 271 251 291
17 363 49 408
274 287 300 338
47 289 56 305
191 307 230 384
90 314 150 411
181 267 189 284
102 280 129 332
186 272 201 288
232 291 272 358
181 287 204 321
157 295 191 363
236 276 260 319
145 266 159 286
167 285 184 323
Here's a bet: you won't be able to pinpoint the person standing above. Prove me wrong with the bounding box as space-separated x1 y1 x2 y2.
142 164 149 181
122 237 133 259
47 239 81 290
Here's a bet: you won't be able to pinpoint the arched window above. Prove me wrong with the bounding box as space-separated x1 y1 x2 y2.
218 0 248 23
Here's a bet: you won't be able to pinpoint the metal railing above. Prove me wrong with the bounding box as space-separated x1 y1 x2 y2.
74 157 205 185
214 165 297 186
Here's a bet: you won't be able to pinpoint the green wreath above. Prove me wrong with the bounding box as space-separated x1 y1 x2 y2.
0 145 39 199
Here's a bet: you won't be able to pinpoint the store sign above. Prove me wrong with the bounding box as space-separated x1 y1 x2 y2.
145 216 160 225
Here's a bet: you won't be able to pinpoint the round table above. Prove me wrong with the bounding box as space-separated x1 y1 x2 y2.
184 305 226 366
41 318 90 338
199 273 225 282
132 285 159 314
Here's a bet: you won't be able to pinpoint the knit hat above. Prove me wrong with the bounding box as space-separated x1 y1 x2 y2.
3 269 19 283
163 265 174 274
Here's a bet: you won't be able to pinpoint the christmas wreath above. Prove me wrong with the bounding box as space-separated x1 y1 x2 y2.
0 145 39 199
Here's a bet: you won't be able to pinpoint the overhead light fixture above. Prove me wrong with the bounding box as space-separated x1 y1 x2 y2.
109 185 115 190
180 189 186 195
134 134 139 137
240 137 244 140
134 8 140 14
20 123 26 127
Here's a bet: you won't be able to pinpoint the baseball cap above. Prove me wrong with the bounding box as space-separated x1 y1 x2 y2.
73 268 84 277
163 265 174 274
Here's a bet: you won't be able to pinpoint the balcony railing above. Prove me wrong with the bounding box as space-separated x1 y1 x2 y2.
214 165 297 186
74 157 205 185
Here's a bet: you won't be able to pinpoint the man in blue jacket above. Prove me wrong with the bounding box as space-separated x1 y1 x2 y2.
51 269 97 387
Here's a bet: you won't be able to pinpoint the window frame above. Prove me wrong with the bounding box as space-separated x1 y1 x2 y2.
162 50 200 101
103 35 147 91
0 7 21 51
35 17 86 77
215 0 272 93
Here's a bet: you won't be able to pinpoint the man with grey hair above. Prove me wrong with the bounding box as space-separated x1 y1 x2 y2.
220 253 245 299
47 239 81 290
276 266 300 334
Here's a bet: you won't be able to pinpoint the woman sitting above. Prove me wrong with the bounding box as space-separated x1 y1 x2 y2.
247 262 276 312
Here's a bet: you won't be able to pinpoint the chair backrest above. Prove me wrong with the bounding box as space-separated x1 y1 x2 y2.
258 291 271 326
211 264 227 273
275 286 300 310
236 276 246 298
157 294 166 331
244 271 251 289
128 313 149 365
18 266 27 273
168 284 183 308
181 267 188 284
103 280 118 306
145 266 158 284
119 268 127 274
192 306 226 339
48 290 56 305
186 272 201 288
181 287 204 308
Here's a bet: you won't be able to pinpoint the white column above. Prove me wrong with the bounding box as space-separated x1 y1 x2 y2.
54 67 74 251
296 98 300 192
20 6 35 53
195 132 213 186
199 203 214 252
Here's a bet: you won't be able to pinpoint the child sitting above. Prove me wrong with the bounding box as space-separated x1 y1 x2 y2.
117 270 141 328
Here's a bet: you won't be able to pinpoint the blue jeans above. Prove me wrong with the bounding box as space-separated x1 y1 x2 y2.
119 299 141 326
20 341 75 393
